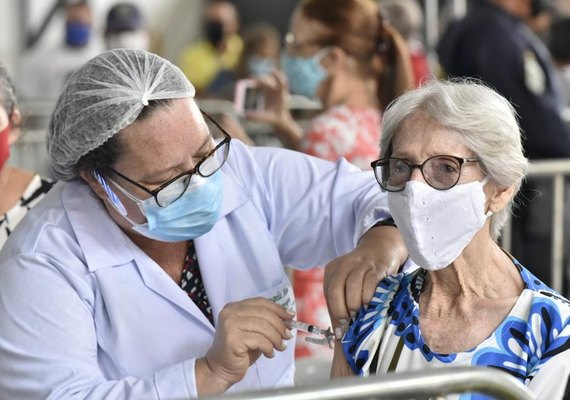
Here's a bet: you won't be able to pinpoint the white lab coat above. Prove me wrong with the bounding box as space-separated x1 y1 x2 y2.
0 141 389 399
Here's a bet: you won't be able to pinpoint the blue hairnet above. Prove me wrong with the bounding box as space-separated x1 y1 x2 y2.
47 48 196 180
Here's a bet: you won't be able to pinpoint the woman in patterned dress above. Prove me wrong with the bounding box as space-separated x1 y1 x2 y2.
332 79 570 400
0 62 53 247
244 0 415 358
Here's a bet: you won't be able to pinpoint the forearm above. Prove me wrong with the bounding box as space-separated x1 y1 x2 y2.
358 224 408 275
271 113 304 151
330 342 355 379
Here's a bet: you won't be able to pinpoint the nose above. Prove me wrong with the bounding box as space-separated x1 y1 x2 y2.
409 166 424 182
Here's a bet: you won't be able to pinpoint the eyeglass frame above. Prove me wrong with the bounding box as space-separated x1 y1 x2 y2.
370 155 482 192
284 32 328 55
106 110 232 207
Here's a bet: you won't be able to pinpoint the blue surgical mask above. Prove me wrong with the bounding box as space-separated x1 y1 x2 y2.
66 21 91 47
246 56 276 77
96 170 223 242
281 48 329 99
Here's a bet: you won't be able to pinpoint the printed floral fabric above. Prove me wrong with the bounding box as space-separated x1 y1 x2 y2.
300 105 381 171
0 175 53 248
342 258 570 400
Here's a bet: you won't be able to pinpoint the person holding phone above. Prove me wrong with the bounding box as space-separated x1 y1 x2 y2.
247 0 414 169
243 0 415 358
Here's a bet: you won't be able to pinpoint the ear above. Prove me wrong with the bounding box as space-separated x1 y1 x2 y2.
7 108 22 145
487 182 516 213
321 46 347 74
79 169 109 202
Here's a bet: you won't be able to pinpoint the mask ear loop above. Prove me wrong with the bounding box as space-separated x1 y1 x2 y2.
92 170 128 216
479 176 494 218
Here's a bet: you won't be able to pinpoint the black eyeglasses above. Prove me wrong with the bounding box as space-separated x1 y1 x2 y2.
370 155 481 192
108 110 231 207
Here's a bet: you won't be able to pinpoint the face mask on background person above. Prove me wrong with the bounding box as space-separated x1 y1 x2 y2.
388 177 492 271
246 56 276 77
0 124 10 171
95 170 224 242
106 31 150 50
204 20 225 48
281 48 329 99
66 21 91 47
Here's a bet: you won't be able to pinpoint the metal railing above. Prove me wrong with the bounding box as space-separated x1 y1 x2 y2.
199 367 534 400
501 158 570 294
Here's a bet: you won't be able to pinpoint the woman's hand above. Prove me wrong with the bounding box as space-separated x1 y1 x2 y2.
245 70 304 150
196 297 295 395
324 225 407 337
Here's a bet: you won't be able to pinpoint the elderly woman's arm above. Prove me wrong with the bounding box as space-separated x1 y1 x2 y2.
331 339 355 378
324 224 406 328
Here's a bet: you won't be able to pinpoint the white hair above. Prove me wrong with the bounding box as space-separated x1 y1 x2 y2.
380 78 529 240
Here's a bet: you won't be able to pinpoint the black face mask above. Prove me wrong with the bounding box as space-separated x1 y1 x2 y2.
204 20 224 47
531 0 548 16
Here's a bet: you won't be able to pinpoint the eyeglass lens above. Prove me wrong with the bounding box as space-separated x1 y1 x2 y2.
155 139 230 206
378 156 463 191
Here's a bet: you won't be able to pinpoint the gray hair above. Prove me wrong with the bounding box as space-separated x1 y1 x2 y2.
380 78 529 240
0 61 17 115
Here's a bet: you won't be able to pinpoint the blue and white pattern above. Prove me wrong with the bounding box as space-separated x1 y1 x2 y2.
342 258 570 399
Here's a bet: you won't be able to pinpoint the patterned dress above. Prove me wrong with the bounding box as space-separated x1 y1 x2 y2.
342 257 570 400
300 104 382 171
0 175 53 248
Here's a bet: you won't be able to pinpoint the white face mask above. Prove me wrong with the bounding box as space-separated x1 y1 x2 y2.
388 177 492 271
106 31 150 51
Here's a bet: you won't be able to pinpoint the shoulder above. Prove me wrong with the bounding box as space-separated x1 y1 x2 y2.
342 271 420 373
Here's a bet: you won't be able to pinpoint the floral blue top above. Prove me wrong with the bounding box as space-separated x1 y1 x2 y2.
342 258 570 400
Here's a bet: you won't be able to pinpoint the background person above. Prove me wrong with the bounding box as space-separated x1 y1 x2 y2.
0 62 53 248
0 49 408 398
436 0 570 291
177 0 243 96
243 0 415 358
380 0 431 87
15 0 104 102
104 2 150 51
332 79 570 400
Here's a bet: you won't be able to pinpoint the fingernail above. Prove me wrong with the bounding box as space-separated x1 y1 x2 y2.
335 326 344 339
282 341 288 350
285 328 293 339
286 308 296 316
349 311 356 319
338 319 348 326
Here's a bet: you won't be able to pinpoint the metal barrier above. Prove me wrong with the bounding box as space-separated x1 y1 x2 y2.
501 158 570 294
199 367 534 400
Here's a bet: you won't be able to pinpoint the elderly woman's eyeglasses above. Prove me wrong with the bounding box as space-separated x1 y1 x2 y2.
108 111 231 207
370 155 481 192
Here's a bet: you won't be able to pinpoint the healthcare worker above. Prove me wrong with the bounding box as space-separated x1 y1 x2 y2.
0 49 407 399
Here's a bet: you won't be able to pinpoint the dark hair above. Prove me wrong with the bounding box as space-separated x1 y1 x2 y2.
75 99 172 176
550 18 570 62
0 61 17 117
300 0 414 111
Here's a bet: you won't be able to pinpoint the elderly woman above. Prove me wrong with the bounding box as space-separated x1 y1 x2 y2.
0 49 407 399
332 79 570 399
0 62 53 248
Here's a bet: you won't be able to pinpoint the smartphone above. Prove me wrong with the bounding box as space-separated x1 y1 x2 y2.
234 79 265 116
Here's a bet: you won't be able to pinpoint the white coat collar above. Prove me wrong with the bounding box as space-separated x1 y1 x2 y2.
62 168 249 273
